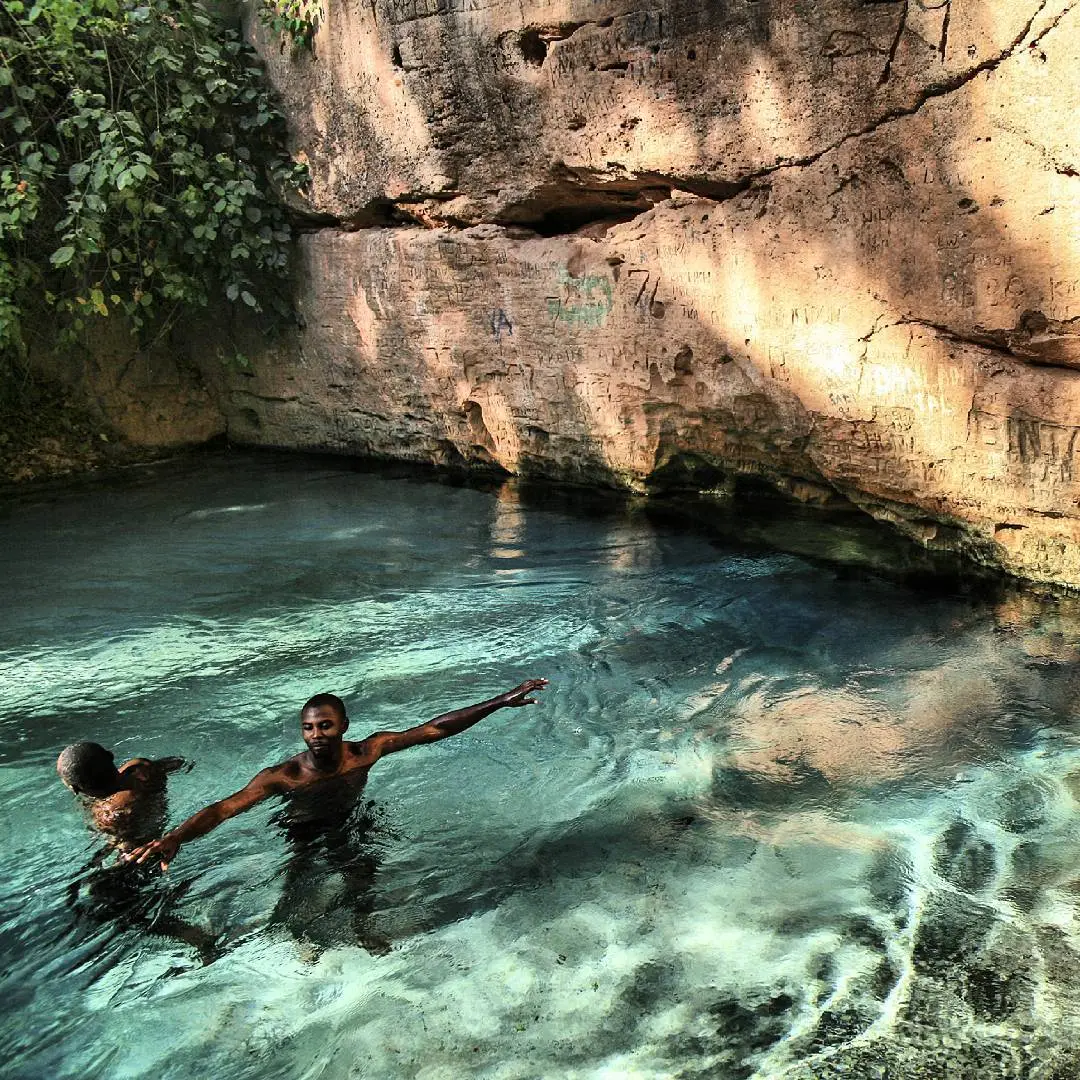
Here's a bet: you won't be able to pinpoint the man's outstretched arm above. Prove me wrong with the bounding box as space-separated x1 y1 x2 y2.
365 678 548 759
123 768 284 871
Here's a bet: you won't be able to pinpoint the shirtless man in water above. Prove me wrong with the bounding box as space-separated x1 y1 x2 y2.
56 742 188 852
57 742 218 962
125 678 549 871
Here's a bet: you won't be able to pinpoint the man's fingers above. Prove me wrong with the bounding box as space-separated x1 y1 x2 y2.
506 678 548 704
121 842 170 867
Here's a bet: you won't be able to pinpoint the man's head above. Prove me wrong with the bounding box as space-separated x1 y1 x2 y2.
300 694 349 758
56 742 119 797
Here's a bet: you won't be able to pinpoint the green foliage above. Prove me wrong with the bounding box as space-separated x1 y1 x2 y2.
0 0 308 363
259 0 320 53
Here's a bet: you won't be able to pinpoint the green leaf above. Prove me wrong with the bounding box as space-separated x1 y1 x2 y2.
69 162 91 185
240 290 256 307
50 245 76 267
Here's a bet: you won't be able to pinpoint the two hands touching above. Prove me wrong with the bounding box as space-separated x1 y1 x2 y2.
124 833 182 872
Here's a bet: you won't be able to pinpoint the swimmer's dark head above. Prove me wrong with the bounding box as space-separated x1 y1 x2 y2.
56 742 119 797
301 693 347 722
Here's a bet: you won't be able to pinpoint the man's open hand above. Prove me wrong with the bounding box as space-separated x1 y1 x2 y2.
502 678 549 706
122 834 180 872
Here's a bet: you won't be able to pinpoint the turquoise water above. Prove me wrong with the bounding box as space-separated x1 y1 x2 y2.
4 453 1080 1079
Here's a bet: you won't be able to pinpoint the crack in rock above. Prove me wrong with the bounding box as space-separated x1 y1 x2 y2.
862 313 1080 371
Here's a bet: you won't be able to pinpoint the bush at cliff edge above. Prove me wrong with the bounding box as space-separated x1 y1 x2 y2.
0 0 307 373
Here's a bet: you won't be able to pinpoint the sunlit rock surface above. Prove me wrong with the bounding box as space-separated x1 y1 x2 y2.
214 0 1080 583
190 1 1080 582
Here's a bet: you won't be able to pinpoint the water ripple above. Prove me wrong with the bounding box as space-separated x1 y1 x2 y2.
3 455 1080 1079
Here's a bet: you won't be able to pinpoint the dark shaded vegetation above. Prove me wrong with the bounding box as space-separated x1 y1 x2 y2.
0 0 306 375
0 372 149 483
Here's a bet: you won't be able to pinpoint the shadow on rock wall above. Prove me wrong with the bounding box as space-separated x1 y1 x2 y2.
208 0 1080 584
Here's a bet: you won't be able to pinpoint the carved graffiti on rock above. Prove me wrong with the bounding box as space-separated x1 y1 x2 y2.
545 269 614 329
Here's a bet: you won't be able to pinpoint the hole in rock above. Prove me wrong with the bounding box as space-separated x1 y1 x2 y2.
518 23 587 66
519 29 549 65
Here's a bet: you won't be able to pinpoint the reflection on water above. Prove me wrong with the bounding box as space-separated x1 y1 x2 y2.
3 452 1080 1078
66 852 223 971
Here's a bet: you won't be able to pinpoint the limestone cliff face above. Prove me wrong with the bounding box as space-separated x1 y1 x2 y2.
219 0 1080 584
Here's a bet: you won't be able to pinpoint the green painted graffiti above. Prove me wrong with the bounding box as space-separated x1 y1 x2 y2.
546 269 614 329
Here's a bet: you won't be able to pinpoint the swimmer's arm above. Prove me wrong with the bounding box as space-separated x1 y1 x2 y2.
119 756 191 789
117 756 187 776
363 678 549 760
123 768 286 870
154 757 191 774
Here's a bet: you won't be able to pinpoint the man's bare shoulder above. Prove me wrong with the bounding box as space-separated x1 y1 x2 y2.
258 755 308 785
119 758 165 791
343 739 380 766
248 745 375 792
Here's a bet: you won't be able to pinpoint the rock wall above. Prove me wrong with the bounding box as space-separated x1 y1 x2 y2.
29 319 225 450
218 1 1080 583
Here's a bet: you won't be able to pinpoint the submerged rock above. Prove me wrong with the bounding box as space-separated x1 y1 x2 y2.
997 779 1050 834
932 820 997 893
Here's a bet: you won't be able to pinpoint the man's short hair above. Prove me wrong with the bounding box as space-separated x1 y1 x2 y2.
57 742 116 796
301 693 347 720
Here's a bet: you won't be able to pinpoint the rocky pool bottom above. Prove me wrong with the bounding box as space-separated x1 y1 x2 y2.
2 451 1080 1079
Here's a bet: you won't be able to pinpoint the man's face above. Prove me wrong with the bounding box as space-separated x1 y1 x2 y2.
301 704 348 756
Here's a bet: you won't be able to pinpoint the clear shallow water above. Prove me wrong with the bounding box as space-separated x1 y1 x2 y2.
4 454 1080 1079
